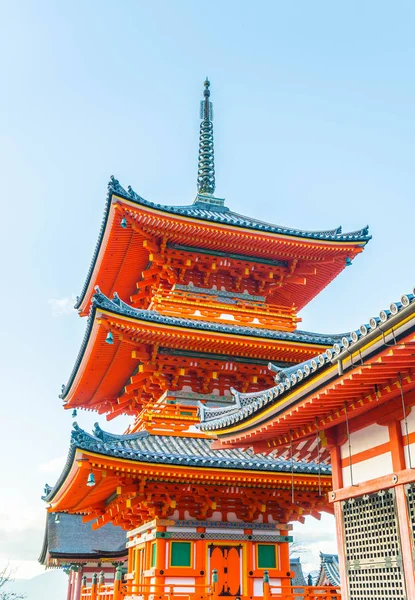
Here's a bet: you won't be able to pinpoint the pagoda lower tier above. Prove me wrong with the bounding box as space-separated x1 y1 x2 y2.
43 423 333 599
61 290 344 419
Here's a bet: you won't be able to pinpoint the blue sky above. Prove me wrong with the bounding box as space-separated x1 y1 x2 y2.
1 0 415 591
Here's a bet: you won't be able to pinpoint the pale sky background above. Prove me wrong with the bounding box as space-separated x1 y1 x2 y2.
1 0 415 595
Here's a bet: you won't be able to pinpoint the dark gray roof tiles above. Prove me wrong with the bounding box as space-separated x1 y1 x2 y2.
290 557 307 587
43 423 331 503
316 553 340 586
39 513 127 565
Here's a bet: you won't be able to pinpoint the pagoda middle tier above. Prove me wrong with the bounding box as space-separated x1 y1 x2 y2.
62 290 347 419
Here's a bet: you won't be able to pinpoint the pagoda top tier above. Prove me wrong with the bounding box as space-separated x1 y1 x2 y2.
75 79 370 317
75 176 370 316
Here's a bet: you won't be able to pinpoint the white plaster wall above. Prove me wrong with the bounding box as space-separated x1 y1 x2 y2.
254 579 281 595
342 452 393 487
401 408 415 435
208 511 223 521
404 442 415 469
340 423 389 459
227 512 242 523
253 579 264 596
165 576 195 593
270 579 282 593
205 527 245 534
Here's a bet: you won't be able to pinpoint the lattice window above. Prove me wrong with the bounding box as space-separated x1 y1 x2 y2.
342 489 406 599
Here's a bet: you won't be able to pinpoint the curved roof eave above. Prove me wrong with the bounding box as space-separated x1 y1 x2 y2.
62 289 346 401
75 176 371 311
42 422 332 504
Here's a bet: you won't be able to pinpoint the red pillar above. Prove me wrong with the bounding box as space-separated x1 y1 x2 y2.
279 529 290 593
74 567 83 600
389 420 406 472
66 570 74 600
154 526 167 592
330 445 349 600
395 484 415 597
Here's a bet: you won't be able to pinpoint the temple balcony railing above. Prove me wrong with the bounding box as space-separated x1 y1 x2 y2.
81 569 341 600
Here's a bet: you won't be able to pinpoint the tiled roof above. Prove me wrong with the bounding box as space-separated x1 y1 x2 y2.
290 557 306 587
39 513 127 565
75 176 371 308
42 423 331 503
316 553 340 586
199 288 415 432
61 289 345 400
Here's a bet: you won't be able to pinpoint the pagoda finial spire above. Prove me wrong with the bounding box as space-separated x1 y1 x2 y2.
197 77 215 195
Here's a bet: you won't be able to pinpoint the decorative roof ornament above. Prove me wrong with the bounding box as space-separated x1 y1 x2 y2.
197 78 215 195
195 79 225 208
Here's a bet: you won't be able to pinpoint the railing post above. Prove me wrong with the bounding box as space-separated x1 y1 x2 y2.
98 571 105 597
113 565 123 600
81 574 87 598
263 570 271 600
211 568 219 600
304 586 313 600
91 573 98 600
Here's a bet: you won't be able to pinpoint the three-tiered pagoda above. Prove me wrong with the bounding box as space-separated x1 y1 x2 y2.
41 79 370 600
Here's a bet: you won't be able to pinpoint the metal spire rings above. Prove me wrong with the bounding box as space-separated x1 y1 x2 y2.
197 78 215 195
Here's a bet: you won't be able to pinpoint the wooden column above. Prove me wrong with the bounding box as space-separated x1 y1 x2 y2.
333 502 349 600
195 527 207 591
395 484 415 598
66 569 74 600
73 567 83 600
330 443 343 491
389 420 406 472
279 531 290 592
127 547 134 596
330 443 348 600
134 546 142 596
154 526 167 590
244 529 254 598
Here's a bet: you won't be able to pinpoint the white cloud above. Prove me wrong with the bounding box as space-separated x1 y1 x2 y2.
37 456 66 474
47 296 77 316
0 559 46 580
292 513 338 574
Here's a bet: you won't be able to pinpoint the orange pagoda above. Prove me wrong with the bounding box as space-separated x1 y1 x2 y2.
41 79 370 600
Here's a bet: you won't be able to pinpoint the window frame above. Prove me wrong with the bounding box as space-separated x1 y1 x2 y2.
256 543 277 569
169 541 193 568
